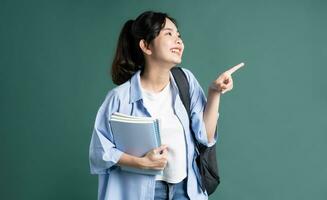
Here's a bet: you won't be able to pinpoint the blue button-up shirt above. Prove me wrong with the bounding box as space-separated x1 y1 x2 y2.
89 67 218 200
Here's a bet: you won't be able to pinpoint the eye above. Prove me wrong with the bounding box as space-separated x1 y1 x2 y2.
166 32 173 36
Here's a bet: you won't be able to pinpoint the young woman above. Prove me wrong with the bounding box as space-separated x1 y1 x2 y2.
89 11 237 200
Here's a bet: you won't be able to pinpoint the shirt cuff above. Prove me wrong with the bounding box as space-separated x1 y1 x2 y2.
191 112 219 147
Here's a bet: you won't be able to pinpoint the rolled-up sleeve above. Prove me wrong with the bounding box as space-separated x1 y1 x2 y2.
89 91 124 174
182 68 219 147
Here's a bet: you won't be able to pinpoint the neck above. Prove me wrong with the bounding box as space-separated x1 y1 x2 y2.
140 63 173 93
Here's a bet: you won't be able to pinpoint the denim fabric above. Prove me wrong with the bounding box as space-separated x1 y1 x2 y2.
154 178 190 200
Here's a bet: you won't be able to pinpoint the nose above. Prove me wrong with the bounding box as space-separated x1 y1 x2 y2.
176 37 183 45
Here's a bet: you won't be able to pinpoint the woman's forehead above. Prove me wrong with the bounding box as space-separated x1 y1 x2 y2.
163 18 179 32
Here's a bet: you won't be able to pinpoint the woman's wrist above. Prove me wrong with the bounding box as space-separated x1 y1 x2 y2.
208 86 221 96
134 156 147 169
137 156 154 170
118 153 148 169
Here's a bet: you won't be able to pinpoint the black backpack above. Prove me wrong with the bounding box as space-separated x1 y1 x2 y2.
171 67 220 195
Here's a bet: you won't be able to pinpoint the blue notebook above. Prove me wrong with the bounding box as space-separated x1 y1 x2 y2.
109 112 162 175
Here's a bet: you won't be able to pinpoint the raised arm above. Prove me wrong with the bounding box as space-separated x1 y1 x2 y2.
203 62 244 142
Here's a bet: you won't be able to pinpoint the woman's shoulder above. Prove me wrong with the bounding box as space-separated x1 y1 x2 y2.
179 67 198 83
177 67 205 95
109 80 131 95
101 80 131 107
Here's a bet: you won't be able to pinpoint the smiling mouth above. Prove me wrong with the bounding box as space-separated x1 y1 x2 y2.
171 48 181 55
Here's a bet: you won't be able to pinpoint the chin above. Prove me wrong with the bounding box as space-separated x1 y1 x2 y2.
173 58 182 64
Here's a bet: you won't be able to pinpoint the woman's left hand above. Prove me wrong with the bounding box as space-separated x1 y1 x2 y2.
209 62 244 94
209 72 233 94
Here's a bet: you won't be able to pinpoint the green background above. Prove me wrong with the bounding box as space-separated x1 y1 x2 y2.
1 0 326 199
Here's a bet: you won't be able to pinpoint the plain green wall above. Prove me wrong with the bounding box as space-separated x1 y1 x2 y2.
1 0 326 199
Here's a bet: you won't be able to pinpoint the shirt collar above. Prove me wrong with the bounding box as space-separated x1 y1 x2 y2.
129 69 179 104
129 70 143 104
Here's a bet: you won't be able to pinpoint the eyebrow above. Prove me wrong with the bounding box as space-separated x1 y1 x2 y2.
162 28 180 34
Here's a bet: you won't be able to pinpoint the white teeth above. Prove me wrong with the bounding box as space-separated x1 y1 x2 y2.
171 49 180 53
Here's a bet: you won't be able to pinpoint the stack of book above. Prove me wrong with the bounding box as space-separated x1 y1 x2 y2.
109 112 162 175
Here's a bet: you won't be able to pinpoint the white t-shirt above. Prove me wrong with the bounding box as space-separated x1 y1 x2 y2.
141 81 187 183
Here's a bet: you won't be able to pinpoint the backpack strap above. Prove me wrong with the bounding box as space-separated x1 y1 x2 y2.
171 67 220 194
171 67 200 152
170 67 191 116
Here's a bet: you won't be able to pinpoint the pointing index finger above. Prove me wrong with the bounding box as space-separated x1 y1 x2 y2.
226 62 245 74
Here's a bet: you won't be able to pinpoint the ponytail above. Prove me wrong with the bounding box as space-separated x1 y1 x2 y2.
111 20 143 85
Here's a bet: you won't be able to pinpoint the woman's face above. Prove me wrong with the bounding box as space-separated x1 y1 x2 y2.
149 18 184 66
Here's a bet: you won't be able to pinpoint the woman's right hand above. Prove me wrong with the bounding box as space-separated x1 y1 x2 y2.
140 145 168 170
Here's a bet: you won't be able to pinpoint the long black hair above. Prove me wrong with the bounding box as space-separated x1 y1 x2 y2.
111 11 178 85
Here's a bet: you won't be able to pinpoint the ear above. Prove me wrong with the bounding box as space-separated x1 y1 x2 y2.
139 39 152 55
